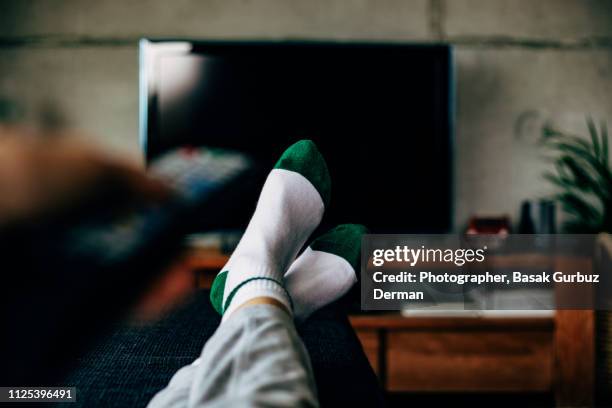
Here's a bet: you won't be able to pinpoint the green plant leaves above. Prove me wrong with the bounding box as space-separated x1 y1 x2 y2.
602 120 609 166
540 116 611 233
587 116 600 158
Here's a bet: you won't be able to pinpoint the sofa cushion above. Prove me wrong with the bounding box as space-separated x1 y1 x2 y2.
61 290 384 407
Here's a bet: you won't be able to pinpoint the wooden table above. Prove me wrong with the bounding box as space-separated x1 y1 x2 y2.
350 311 593 408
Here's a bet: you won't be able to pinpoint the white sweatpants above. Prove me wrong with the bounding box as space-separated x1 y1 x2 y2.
147 305 318 408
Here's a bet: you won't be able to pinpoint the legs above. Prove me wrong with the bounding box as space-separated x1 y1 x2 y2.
149 140 364 408
148 304 317 408
210 140 331 318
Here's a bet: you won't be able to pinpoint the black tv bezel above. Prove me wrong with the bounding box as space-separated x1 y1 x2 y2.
139 39 455 232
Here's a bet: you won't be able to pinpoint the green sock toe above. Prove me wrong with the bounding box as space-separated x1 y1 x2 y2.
310 224 367 271
210 270 228 314
274 140 331 207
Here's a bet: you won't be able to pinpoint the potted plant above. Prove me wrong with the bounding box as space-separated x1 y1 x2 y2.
541 117 611 233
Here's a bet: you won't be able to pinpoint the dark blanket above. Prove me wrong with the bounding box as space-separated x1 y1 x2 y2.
60 290 384 407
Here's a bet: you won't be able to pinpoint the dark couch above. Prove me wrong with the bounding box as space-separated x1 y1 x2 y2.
60 290 384 407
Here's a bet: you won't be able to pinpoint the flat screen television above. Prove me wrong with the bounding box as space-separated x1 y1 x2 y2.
140 40 454 234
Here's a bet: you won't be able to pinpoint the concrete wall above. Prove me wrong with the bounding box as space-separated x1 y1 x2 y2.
1 0 611 230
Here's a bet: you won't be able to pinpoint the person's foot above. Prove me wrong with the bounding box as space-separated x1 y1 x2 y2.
212 223 365 321
210 140 331 319
285 223 366 321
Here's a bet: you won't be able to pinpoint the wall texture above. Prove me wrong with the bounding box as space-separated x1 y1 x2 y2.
1 0 611 230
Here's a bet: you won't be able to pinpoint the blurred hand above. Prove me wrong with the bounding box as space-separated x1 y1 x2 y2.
0 126 195 320
0 125 170 227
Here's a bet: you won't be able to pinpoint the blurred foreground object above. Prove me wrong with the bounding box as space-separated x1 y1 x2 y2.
0 125 168 228
0 129 250 385
0 126 177 385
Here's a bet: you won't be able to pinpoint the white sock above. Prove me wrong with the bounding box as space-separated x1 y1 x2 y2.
284 247 357 321
221 169 324 320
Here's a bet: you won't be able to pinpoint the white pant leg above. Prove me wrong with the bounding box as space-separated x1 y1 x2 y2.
148 305 318 408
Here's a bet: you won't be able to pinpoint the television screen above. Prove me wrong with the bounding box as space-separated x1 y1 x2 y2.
140 40 453 233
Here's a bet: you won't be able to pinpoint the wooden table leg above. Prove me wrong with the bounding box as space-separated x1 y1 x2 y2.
555 310 595 407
